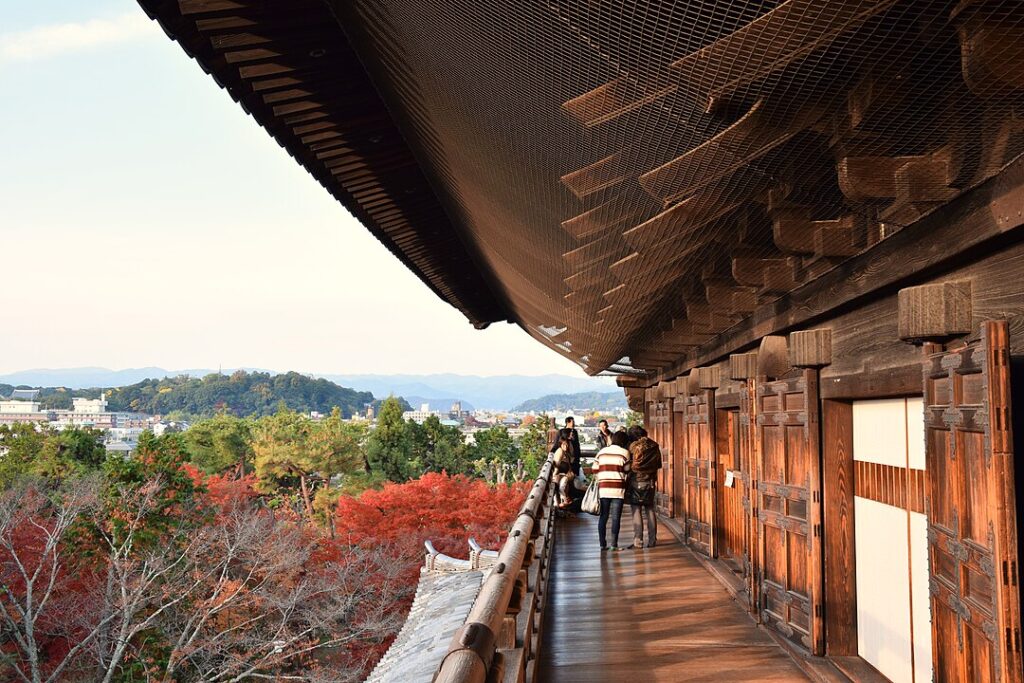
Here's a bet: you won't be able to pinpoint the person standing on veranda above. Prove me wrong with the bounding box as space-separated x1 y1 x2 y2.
561 416 582 476
627 425 661 548
597 419 613 448
595 431 630 551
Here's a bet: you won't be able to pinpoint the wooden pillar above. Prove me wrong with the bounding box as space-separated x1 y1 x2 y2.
697 365 721 557
789 328 832 656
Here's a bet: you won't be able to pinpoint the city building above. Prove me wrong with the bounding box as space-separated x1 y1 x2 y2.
402 403 440 424
0 390 48 425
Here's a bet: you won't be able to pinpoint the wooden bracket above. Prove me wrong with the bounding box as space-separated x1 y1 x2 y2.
789 329 833 368
729 352 759 381
697 366 721 390
758 335 790 379
897 281 973 343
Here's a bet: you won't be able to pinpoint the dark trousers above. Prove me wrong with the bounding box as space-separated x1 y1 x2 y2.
598 497 624 548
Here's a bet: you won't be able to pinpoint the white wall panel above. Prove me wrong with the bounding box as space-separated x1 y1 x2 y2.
909 511 933 683
856 496 913 683
905 397 926 471
853 398 907 467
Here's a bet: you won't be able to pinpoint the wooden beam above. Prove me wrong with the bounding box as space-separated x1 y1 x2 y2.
560 152 630 200
561 199 648 240
670 0 900 111
660 154 1024 378
638 99 825 205
953 0 1024 97
562 77 677 127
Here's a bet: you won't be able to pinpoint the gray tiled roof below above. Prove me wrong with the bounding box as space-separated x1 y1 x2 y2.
364 568 484 683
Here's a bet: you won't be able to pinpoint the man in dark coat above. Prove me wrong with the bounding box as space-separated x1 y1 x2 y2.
561 417 581 476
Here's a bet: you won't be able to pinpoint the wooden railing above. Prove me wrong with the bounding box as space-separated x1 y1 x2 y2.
433 457 556 683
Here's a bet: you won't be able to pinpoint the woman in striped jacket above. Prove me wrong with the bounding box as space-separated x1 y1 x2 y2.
595 430 631 551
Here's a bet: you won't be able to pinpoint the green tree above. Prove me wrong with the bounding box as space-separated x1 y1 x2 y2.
184 413 253 476
365 396 412 482
0 424 106 485
252 408 366 520
625 410 644 428
414 414 470 475
515 414 551 480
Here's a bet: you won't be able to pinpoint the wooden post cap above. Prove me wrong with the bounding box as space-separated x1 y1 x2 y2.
696 366 722 389
789 329 833 368
729 352 758 380
897 281 972 342
757 335 790 379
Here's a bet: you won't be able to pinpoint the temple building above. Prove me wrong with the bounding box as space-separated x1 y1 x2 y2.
139 1 1023 681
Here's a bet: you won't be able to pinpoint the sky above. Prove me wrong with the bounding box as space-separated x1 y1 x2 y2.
0 1 603 381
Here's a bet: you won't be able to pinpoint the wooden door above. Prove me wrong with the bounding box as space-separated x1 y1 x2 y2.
756 370 824 654
923 320 1022 682
739 378 759 615
685 389 716 556
717 409 746 574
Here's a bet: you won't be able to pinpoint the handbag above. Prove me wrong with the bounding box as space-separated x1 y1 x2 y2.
581 479 601 515
573 468 589 491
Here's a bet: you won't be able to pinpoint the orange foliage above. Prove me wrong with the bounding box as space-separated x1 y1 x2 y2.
335 472 529 557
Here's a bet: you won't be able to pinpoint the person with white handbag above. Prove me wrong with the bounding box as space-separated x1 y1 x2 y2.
594 431 630 551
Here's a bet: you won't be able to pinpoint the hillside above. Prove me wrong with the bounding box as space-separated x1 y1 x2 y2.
3 372 391 419
513 391 626 412
326 373 617 409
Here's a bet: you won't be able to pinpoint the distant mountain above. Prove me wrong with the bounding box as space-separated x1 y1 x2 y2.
82 371 374 419
1 371 380 419
0 369 617 411
513 391 627 413
324 373 616 410
0 367 271 390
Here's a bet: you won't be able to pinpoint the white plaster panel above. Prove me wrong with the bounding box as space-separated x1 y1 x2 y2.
909 511 933 683
853 398 908 467
906 397 926 471
856 496 913 683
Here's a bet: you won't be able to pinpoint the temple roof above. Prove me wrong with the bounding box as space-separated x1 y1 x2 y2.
138 0 1024 376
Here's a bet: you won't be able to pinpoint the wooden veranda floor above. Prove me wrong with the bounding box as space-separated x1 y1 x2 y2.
537 512 810 682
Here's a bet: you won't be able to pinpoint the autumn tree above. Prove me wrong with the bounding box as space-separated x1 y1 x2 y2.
0 474 408 683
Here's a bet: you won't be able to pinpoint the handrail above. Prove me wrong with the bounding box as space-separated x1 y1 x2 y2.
434 456 556 682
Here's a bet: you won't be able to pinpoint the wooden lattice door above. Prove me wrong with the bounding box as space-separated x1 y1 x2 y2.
923 320 1022 682
685 389 716 556
756 370 824 654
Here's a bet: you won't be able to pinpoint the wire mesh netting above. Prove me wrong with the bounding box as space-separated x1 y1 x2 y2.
337 2 1023 374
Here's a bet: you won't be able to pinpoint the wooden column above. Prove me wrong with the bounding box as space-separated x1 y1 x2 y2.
789 328 831 655
698 366 721 557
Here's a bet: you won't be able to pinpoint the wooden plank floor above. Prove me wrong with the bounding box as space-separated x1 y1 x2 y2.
537 513 810 682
